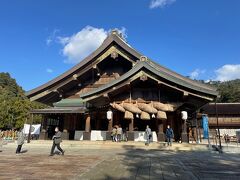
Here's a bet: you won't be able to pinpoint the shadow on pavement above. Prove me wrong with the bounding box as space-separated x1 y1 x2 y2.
97 144 240 180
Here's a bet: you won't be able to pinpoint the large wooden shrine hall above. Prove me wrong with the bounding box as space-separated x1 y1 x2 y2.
26 30 218 142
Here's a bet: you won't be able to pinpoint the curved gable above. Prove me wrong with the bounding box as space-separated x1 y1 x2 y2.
26 31 141 99
80 60 218 100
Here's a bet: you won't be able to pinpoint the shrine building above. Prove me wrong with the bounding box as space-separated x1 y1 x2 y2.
26 30 218 142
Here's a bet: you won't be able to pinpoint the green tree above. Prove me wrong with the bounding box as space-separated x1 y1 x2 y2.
0 72 46 129
215 79 240 103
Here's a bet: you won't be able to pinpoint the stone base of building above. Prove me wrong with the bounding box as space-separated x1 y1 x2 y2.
106 132 112 140
39 130 169 142
127 132 134 141
83 132 91 140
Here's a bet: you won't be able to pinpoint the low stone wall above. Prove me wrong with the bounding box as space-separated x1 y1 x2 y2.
74 130 158 142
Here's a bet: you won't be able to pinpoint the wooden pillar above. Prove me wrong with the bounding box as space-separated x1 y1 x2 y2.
73 114 77 130
83 114 91 140
105 110 113 140
128 118 134 141
63 114 69 132
183 120 187 133
27 113 33 143
85 114 91 132
181 120 188 143
39 115 47 140
62 114 69 140
42 115 47 131
108 119 113 132
96 112 101 130
129 118 134 132
159 122 164 132
106 118 113 140
158 120 165 142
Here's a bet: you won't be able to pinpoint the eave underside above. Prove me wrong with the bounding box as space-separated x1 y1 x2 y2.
80 61 217 102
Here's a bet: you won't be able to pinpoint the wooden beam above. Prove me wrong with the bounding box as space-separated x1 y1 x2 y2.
29 90 51 101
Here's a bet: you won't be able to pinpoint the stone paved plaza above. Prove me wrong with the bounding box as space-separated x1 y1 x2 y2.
0 141 239 180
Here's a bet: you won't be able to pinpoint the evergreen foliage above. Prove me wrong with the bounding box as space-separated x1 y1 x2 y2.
0 73 46 129
214 79 240 103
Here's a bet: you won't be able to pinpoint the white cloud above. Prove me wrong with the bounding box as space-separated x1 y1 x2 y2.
149 0 176 9
189 69 206 80
46 68 53 73
46 29 60 46
57 26 127 64
215 64 240 81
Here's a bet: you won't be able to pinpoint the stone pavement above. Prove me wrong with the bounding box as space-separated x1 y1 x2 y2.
0 141 239 180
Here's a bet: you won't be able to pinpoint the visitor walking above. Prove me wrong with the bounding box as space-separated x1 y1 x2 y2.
166 125 174 146
49 127 64 156
16 128 24 154
145 125 152 146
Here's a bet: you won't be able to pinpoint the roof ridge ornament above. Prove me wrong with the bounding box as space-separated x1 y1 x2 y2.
111 29 119 35
110 29 126 42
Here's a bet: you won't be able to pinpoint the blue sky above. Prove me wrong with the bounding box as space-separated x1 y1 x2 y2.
0 0 240 91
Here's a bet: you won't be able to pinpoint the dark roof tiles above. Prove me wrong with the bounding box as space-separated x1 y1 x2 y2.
27 31 218 101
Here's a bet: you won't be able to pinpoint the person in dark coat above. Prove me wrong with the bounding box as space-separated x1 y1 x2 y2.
16 128 24 154
166 125 174 146
49 127 64 156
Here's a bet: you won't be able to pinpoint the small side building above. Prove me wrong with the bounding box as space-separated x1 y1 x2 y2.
202 103 240 137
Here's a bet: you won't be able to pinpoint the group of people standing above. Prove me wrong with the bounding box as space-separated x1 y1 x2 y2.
111 125 128 142
110 124 174 146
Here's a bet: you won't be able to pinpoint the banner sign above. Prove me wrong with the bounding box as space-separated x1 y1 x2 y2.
23 124 41 135
202 115 209 139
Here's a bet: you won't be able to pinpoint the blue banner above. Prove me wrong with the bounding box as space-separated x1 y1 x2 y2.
202 115 209 139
